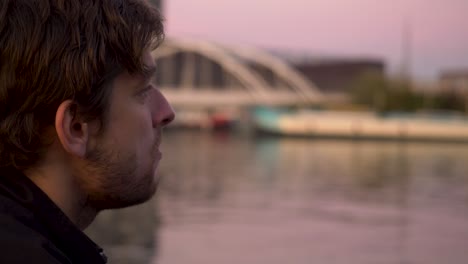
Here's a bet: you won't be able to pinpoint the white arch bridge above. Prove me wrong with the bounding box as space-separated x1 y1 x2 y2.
152 39 324 109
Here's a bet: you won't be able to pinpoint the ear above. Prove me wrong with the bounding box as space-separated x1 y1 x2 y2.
55 100 89 158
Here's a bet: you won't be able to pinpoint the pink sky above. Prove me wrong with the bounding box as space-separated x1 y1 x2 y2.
165 0 468 81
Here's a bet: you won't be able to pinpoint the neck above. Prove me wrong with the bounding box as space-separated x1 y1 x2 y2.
24 160 98 230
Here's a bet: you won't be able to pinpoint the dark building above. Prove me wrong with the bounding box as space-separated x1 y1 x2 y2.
293 60 385 93
271 52 385 94
439 69 468 94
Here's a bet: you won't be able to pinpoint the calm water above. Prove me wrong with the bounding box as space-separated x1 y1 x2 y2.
87 130 468 264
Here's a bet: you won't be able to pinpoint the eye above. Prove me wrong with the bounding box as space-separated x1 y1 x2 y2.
136 86 152 101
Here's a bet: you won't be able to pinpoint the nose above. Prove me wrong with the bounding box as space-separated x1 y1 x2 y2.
150 88 175 128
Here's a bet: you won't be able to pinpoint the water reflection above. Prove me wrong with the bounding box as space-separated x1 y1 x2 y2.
88 130 468 264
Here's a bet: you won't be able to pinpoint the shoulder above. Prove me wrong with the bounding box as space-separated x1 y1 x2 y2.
0 207 71 264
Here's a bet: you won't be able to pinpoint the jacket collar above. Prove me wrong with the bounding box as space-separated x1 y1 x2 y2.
0 169 107 263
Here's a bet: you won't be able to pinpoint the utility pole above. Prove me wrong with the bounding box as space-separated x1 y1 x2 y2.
400 18 413 87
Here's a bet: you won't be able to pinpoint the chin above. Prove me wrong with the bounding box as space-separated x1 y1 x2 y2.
85 154 162 210
98 189 157 210
91 174 159 210
122 175 159 207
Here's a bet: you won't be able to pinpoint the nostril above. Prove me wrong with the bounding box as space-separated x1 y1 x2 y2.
162 112 175 126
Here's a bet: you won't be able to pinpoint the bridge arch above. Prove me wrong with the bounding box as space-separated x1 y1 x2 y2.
151 38 324 106
152 39 269 99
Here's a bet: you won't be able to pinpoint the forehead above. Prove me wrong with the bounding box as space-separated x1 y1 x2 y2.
112 51 156 90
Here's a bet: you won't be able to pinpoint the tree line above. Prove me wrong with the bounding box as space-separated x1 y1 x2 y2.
350 72 467 114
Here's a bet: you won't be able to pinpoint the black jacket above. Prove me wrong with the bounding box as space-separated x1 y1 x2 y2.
0 170 107 263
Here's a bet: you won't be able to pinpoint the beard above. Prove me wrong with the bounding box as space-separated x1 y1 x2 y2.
81 142 159 211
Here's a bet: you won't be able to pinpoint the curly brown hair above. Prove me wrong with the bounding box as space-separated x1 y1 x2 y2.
0 0 164 171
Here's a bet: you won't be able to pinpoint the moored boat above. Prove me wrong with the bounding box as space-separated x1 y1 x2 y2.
252 107 468 142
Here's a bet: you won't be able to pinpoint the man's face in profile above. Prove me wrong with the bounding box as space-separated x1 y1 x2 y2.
79 50 174 210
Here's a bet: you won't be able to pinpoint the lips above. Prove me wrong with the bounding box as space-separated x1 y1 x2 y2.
156 149 162 160
153 131 162 160
152 141 162 160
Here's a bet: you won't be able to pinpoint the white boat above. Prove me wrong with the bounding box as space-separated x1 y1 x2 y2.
252 107 468 142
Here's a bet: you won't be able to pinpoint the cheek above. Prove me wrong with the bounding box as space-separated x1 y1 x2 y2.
134 110 155 153
108 102 155 155
123 104 153 137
